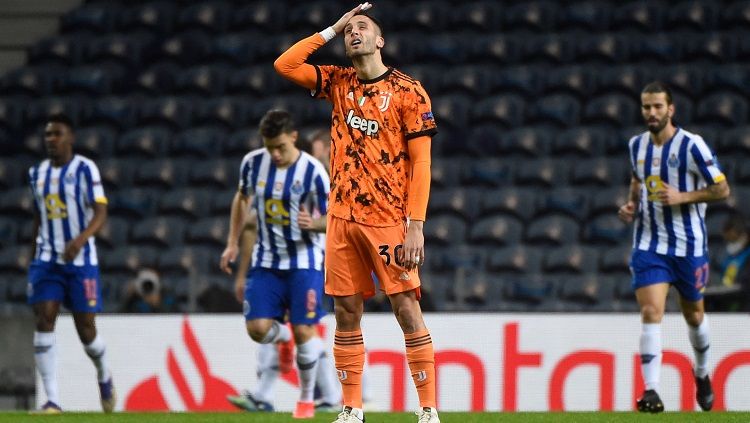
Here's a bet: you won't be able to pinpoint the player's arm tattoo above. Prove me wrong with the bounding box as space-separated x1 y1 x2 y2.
681 180 731 204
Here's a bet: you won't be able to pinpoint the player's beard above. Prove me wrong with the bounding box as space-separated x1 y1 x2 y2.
646 115 669 134
346 39 375 59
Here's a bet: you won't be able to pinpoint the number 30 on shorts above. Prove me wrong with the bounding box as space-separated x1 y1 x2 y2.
378 244 404 267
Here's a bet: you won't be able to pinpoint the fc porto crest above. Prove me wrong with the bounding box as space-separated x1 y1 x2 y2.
667 153 680 168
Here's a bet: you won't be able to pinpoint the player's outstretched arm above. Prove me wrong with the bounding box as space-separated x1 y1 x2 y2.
273 3 372 89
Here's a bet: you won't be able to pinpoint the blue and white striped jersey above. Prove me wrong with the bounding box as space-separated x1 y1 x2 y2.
629 128 726 257
28 155 107 265
238 149 330 270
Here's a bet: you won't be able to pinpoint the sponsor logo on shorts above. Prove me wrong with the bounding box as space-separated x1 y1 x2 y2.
399 272 410 281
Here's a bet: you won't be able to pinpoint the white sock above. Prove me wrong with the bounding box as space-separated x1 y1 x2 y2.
260 321 291 344
296 337 323 402
84 334 111 383
253 343 279 404
34 331 59 404
688 315 710 378
640 323 662 392
315 350 342 405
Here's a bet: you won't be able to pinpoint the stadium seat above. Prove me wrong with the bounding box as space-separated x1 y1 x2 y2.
429 188 480 221
471 94 526 127
29 36 85 67
423 215 468 246
158 246 211 277
558 1 611 31
231 2 285 32
461 159 513 187
431 245 486 272
133 159 187 189
1 67 60 97
209 189 237 216
60 3 119 34
194 97 252 130
158 32 213 66
23 97 86 129
0 161 21 192
599 245 632 275
468 35 522 65
213 33 262 66
588 186 629 218
286 2 337 34
722 0 750 29
138 97 194 129
97 216 131 251
118 1 177 35
450 2 502 31
529 94 580 127
612 1 665 32
534 187 589 220
544 245 598 275
117 126 172 158
583 214 630 245
171 126 227 158
430 158 462 188
492 66 542 97
5 275 28 303
224 128 262 157
132 63 179 95
718 126 750 156
524 34 577 64
85 35 155 69
158 188 211 219
553 127 608 157
707 65 750 97
515 158 565 188
670 93 695 125
659 65 706 99
176 1 231 34
501 127 551 157
228 66 284 96
99 246 157 276
558 275 615 309
684 33 737 62
525 215 580 245
188 159 232 189
634 33 684 63
704 209 733 244
131 216 186 248
504 1 558 32
468 215 523 246
696 92 749 126
87 96 137 130
185 217 227 248
583 94 639 127
0 188 34 218
544 66 596 98
578 34 630 64
504 276 556 306
666 0 720 31
487 245 543 275
0 246 31 276
0 220 15 250
108 188 157 218
596 65 649 97
0 96 27 133
433 94 471 130
174 65 228 96
439 66 494 97
74 126 116 159
479 188 536 222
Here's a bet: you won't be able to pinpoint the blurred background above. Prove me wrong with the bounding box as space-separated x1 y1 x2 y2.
1 0 749 411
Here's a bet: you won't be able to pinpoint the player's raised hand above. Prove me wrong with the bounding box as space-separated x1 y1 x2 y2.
220 244 238 275
298 204 314 230
657 183 684 206
618 201 636 223
332 2 373 34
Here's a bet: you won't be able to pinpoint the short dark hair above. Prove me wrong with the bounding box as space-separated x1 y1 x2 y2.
259 109 295 139
641 81 673 105
354 11 384 37
47 113 75 131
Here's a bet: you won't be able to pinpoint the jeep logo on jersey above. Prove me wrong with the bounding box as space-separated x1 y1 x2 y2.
346 109 379 136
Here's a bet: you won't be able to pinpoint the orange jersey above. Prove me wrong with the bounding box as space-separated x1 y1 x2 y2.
313 66 437 226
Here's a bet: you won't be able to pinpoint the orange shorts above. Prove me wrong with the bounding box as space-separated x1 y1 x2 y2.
325 216 421 299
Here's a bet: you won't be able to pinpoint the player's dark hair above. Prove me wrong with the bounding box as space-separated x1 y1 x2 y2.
259 109 295 139
642 81 673 105
354 11 384 37
46 113 75 132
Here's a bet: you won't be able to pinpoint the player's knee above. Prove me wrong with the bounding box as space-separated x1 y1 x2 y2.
684 311 704 327
640 304 664 323
246 321 271 342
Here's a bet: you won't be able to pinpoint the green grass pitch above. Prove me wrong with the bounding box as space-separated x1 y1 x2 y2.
3 412 750 422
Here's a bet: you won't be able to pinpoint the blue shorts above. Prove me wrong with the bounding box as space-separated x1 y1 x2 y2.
630 250 709 301
243 268 325 325
28 260 102 313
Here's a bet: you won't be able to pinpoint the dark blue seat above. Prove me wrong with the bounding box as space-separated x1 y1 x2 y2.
584 214 630 245
439 66 494 97
225 129 262 157
504 1 558 32
0 220 15 250
584 94 639 126
158 188 211 219
209 189 236 216
174 65 228 96
430 158 462 188
194 97 252 130
98 158 133 190
171 126 227 158
138 97 194 129
722 1 750 29
487 246 543 275
133 159 187 189
559 1 611 31
492 66 542 97
423 215 467 246
529 94 580 127
524 34 577 64
468 215 523 247
460 125 501 156
87 96 136 129
97 216 131 251
131 217 186 248
706 65 750 97
479 188 536 222
185 217 227 247
535 188 589 221
570 157 628 187
684 33 737 62
433 245 486 272
634 33 684 63
666 0 720 31
597 66 650 98
0 188 34 218
525 215 580 245
133 63 180 95
118 1 178 35
578 34 631 64
659 65 706 99
117 125 172 157
600 246 632 275
398 2 449 32
231 2 285 32
612 1 665 31
544 66 596 98
468 35 522 65
553 127 608 157
433 94 471 130
228 66 283 96
501 127 551 157
417 35 468 65
589 186 629 219
61 3 119 34
504 276 556 306
696 92 748 126
63 65 126 96
286 2 337 33
108 188 157 218
450 2 502 31
188 159 232 189
214 33 262 65
515 158 565 188
74 126 116 159
85 35 155 69
671 93 695 125
29 36 85 66
1 67 60 96
471 94 525 127
176 1 231 33
0 96 27 133
718 126 750 156
99 246 157 275
461 159 513 187
543 246 598 274
428 188 480 221
158 246 212 277
558 275 615 309
0 161 21 191
0 247 30 277
158 32 213 65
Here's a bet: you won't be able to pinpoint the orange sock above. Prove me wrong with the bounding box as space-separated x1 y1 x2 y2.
333 329 365 409
405 329 436 409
